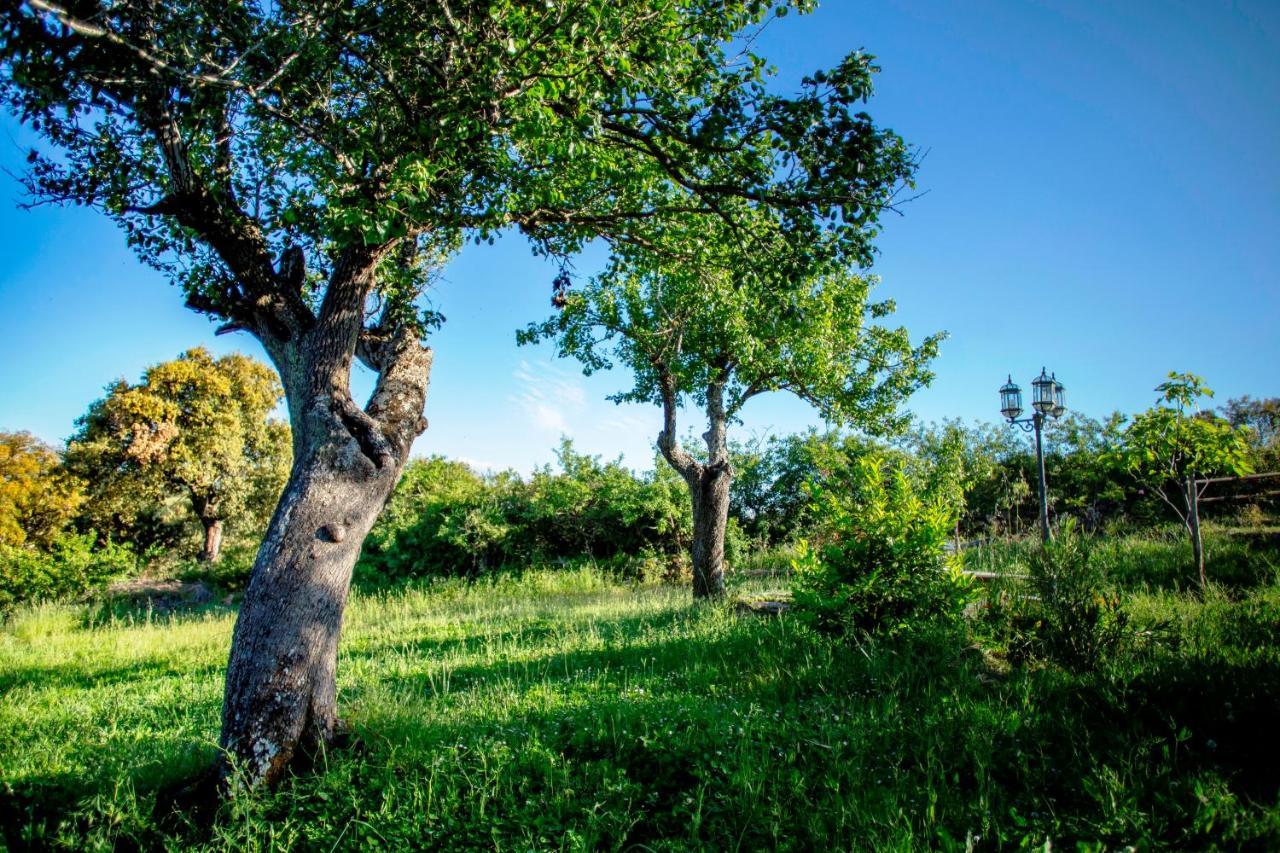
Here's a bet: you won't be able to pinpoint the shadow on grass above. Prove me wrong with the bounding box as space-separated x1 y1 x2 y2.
0 739 219 851
79 598 238 630
4 594 1280 850
1115 530 1280 592
0 657 225 695
339 602 700 671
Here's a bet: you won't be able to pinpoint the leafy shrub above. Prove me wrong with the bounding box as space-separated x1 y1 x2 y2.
513 441 689 564
1025 521 1131 672
0 532 135 610
176 539 258 591
723 516 745 571
357 444 691 584
356 457 497 583
593 548 691 585
791 455 971 638
1235 503 1266 529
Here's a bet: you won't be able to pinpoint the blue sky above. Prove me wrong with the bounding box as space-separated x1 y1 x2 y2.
1 0 1276 473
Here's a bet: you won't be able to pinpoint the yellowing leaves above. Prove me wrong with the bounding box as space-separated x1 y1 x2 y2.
0 431 84 549
65 348 291 548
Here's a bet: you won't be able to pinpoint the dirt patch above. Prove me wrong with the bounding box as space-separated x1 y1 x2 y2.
106 578 217 614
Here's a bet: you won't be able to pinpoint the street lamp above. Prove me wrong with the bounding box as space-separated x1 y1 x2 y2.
1000 368 1067 543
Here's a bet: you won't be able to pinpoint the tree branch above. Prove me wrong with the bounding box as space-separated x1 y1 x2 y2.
656 367 700 482
308 242 394 390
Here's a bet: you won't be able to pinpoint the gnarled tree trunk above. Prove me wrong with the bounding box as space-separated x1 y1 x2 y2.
59 67 437 791
217 247 434 789
220 443 402 785
658 374 732 600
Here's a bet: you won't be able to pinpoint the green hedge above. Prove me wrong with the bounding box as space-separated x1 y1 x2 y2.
357 444 692 584
0 532 134 611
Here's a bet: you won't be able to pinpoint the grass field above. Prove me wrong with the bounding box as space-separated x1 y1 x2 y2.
2 532 1279 850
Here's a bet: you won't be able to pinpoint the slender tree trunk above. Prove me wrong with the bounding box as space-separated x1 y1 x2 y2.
657 372 732 601
1186 475 1205 587
199 517 224 564
689 465 731 599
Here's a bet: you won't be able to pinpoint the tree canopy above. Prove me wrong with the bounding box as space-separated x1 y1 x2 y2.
2 0 916 383
521 209 939 596
65 348 290 561
1 0 927 785
1116 373 1254 496
526 258 939 431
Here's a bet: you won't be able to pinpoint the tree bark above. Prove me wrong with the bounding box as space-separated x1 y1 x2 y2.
1186 475 1206 587
218 251 434 789
199 517 224 564
689 464 731 599
219 443 403 788
657 372 732 600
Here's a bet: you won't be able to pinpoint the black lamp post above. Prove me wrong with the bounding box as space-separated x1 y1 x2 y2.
1000 368 1067 542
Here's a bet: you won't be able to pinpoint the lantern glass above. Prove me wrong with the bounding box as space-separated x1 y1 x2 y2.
1052 379 1066 418
1032 367 1055 414
1000 376 1023 420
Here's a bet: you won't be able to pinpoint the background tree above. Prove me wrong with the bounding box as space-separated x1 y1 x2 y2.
1041 412 1128 529
1114 373 1253 585
897 420 1002 545
66 348 290 564
525 246 940 598
1221 396 1280 475
942 414 1129 537
0 431 84 549
2 0 915 784
730 430 894 547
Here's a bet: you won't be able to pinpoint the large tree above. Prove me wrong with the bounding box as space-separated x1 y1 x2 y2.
523 238 939 598
2 0 916 784
66 348 291 563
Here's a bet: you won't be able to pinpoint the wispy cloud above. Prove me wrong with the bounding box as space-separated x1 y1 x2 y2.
603 412 650 433
510 359 587 434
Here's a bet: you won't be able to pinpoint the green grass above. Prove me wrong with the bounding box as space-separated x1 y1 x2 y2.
965 523 1280 592
2 562 1279 850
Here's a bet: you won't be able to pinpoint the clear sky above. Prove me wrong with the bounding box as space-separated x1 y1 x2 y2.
0 0 1276 473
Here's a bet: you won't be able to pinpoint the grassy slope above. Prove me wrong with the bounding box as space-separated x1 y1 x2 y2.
2 557 1279 850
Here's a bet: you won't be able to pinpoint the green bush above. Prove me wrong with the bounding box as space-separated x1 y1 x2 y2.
1024 521 1131 672
356 457 499 584
357 444 692 585
791 455 971 638
175 539 259 592
591 547 691 585
0 532 135 610
513 441 689 564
